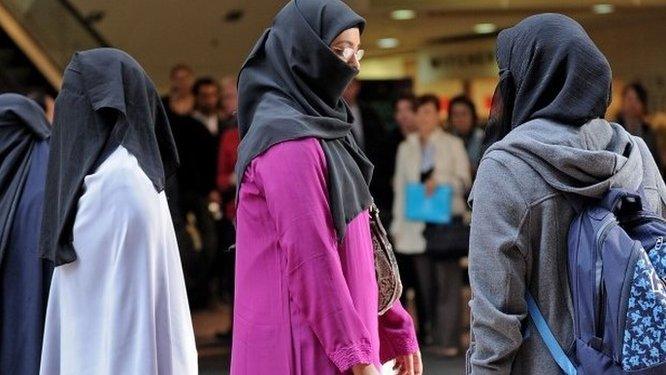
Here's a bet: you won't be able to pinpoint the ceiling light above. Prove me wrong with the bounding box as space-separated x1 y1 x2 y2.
391 9 416 20
473 23 497 34
592 4 615 14
377 38 400 49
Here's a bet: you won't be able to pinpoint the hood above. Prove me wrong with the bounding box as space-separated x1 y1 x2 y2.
482 118 643 199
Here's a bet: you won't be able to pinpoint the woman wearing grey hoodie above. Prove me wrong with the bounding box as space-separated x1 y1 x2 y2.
466 14 666 374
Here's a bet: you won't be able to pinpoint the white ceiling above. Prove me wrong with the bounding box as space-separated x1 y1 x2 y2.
69 0 666 89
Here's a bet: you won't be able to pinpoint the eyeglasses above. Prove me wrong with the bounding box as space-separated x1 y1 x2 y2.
332 47 365 64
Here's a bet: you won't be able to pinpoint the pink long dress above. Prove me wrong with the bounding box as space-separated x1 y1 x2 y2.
231 137 418 374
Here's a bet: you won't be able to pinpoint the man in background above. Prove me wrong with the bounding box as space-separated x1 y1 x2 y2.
175 77 224 309
160 65 197 303
617 82 663 174
192 77 226 138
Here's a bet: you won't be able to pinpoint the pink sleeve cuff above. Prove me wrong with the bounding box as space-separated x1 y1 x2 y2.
378 301 419 363
330 341 375 372
380 334 419 363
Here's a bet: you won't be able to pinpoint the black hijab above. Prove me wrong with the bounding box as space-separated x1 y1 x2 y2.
0 94 50 265
235 0 374 241
485 13 612 146
40 48 179 266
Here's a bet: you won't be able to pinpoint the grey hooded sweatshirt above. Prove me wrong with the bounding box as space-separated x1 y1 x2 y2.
466 118 666 374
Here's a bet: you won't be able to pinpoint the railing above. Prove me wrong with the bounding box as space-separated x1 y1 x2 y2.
1 0 109 85
56 0 109 48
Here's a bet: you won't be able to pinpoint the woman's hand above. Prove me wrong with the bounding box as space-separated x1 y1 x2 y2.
352 364 380 375
425 178 437 196
393 351 423 375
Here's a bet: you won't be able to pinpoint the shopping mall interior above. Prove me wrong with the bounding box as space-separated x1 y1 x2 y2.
2 0 666 374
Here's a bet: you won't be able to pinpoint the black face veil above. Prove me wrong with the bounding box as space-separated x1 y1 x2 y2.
39 48 179 266
235 0 374 241
485 13 612 147
0 94 50 265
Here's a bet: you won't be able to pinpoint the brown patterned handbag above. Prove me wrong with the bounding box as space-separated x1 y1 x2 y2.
369 203 403 315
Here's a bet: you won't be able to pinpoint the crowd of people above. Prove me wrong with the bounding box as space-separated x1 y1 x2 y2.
2 0 666 374
161 66 238 316
159 43 666 365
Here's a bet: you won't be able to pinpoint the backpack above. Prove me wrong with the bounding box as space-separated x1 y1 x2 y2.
527 188 666 374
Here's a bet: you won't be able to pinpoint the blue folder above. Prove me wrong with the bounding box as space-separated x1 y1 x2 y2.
405 183 453 224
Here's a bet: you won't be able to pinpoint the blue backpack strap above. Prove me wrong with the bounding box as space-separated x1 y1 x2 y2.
526 292 577 375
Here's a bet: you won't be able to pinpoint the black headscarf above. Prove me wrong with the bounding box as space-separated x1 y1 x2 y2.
235 0 374 241
40 48 179 266
0 94 50 265
485 13 612 146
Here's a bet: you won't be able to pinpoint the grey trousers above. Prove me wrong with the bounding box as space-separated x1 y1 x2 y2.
413 256 463 348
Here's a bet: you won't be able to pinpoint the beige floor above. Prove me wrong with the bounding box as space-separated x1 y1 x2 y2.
193 304 232 359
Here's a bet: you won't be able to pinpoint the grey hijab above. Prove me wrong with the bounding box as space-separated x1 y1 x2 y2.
235 0 373 241
40 48 179 266
485 13 612 146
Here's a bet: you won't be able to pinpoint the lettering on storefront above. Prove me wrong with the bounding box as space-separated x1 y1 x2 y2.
430 50 496 69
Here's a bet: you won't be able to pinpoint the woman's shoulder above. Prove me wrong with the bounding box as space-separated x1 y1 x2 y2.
437 128 463 142
251 137 327 176
88 146 155 198
262 137 323 160
399 133 419 149
471 155 531 218
433 129 466 151
81 146 156 223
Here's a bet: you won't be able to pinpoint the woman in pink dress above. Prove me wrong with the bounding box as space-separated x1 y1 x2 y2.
231 1 420 374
